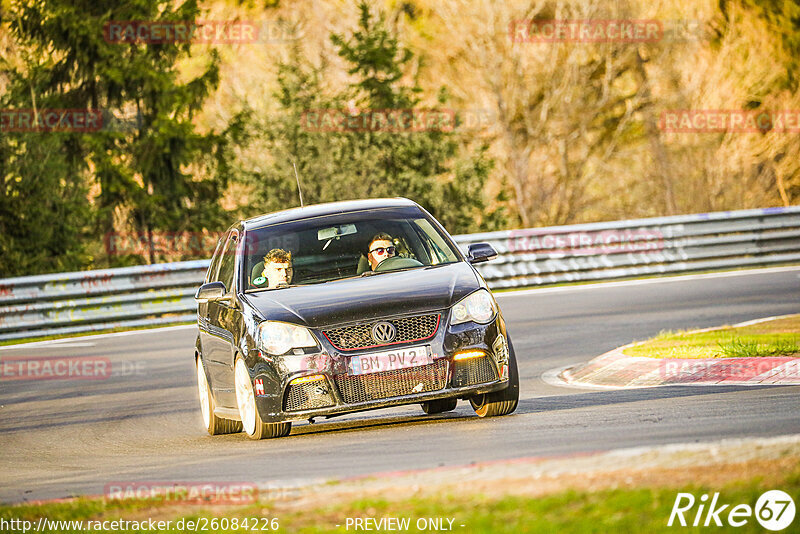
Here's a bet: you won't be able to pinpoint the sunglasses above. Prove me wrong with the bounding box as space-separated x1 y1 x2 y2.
369 246 396 256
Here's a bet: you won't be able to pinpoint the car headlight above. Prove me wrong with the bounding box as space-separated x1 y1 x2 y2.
257 321 317 356
451 289 497 325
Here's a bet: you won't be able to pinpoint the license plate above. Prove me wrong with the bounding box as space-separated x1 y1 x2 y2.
348 346 431 375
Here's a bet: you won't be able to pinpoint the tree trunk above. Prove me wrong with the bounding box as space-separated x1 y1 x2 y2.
634 49 677 215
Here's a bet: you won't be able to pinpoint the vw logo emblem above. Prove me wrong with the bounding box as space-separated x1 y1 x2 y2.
371 321 396 343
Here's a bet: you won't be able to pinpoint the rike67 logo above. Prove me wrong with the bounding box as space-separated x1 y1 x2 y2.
668 490 795 530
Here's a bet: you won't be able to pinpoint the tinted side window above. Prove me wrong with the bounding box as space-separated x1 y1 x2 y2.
205 238 224 283
217 232 238 293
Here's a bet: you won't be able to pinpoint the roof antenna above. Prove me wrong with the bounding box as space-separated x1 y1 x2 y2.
293 161 304 208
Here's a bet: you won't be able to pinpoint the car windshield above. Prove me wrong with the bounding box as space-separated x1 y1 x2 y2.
242 209 461 291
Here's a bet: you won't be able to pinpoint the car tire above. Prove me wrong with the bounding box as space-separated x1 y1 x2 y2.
234 358 291 440
197 356 243 435
421 398 458 414
469 336 519 418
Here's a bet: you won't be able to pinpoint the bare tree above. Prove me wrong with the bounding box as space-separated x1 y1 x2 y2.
433 1 660 226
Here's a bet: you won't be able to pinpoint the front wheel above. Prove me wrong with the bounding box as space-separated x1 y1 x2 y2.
197 356 242 435
469 337 519 418
234 358 291 439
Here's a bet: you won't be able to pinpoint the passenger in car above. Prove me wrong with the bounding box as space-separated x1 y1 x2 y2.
366 233 397 271
257 248 293 288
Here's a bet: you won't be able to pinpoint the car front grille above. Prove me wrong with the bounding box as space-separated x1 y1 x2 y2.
453 355 498 387
323 313 440 351
284 378 335 412
334 359 448 403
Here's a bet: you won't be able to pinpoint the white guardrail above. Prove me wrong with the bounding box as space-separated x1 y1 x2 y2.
1 206 799 341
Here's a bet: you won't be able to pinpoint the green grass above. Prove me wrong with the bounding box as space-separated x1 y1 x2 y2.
624 315 800 359
717 337 800 358
2 466 798 533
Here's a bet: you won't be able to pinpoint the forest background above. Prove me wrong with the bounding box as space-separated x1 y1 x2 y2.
1 0 797 276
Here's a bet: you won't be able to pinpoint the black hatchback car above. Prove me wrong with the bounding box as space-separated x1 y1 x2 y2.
194 198 519 439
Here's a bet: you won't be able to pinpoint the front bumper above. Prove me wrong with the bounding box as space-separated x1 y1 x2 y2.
249 311 511 423
274 374 508 422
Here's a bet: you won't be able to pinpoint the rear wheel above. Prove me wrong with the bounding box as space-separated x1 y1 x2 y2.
197 356 242 435
469 337 519 418
234 358 291 440
421 398 458 415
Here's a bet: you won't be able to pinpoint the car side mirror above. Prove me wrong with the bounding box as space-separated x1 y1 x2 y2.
467 243 498 264
195 281 228 302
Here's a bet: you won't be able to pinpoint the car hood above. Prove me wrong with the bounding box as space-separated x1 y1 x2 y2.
243 262 481 327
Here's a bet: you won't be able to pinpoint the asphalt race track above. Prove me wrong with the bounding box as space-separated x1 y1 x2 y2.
1 267 799 503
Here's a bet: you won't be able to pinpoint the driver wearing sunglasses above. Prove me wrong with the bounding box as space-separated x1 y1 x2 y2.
366 233 397 271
